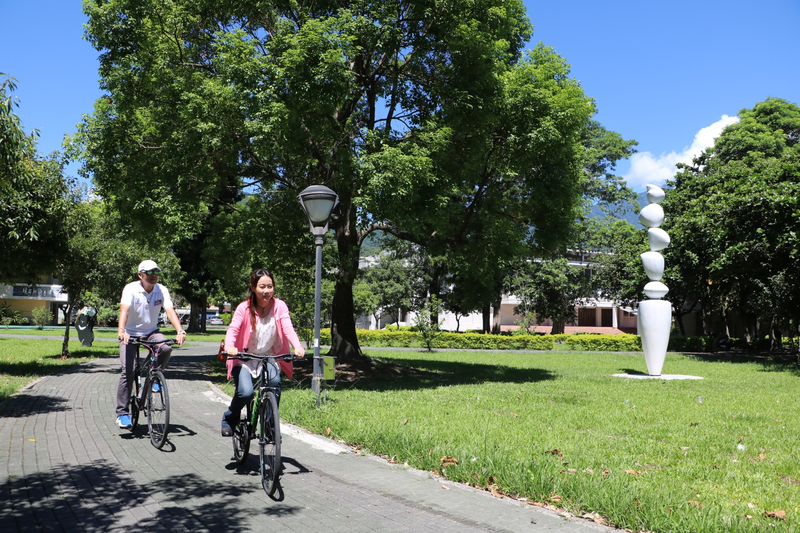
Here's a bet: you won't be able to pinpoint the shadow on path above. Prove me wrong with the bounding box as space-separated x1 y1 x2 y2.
0 459 303 533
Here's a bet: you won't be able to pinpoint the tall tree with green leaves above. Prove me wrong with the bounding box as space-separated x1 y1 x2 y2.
663 97 800 347
79 0 619 359
1 74 71 282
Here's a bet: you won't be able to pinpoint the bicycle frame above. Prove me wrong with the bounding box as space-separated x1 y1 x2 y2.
226 352 294 495
128 337 176 449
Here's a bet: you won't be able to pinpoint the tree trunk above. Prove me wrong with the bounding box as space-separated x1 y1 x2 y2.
551 318 566 335
701 308 713 336
329 199 363 360
331 277 362 359
187 296 207 333
675 309 686 336
61 303 73 358
482 305 491 333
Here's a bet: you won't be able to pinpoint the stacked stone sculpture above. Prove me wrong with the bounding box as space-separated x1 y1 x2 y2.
637 184 671 376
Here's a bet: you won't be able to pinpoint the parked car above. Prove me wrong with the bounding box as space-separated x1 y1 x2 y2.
208 316 224 325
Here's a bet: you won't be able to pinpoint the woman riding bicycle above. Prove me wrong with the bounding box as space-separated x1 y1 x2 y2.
221 269 305 437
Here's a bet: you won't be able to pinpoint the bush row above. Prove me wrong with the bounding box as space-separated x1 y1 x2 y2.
301 329 554 350
298 328 786 352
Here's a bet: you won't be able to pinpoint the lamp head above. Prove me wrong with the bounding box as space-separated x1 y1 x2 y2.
298 185 339 235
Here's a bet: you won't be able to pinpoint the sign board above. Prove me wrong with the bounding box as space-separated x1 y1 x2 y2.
323 356 335 380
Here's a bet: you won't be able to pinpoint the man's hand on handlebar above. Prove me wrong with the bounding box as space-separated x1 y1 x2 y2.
118 330 130 344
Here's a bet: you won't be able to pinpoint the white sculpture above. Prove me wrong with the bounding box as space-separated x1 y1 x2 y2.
638 184 672 376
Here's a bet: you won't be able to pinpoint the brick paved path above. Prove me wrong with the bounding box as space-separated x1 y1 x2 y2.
0 340 617 532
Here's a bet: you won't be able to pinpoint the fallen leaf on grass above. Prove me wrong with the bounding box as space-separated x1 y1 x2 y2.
759 453 766 461
402 418 408 425
625 470 642 476
687 501 703 508
546 448 563 458
747 503 756 509
440 456 459 467
549 493 563 503
326 427 331 436
765 510 786 521
602 469 611 478
746 515 753 520
490 487 504 498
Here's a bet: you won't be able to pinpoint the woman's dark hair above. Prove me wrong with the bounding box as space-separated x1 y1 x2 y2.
247 269 275 332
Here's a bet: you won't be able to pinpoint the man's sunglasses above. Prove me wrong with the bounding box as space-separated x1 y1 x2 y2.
140 269 161 276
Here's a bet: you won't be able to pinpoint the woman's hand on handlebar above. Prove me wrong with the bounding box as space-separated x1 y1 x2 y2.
225 346 237 357
293 346 305 358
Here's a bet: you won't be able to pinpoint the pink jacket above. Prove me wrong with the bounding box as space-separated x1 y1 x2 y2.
224 298 302 380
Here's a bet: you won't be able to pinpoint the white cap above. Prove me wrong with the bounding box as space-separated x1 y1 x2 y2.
138 260 160 272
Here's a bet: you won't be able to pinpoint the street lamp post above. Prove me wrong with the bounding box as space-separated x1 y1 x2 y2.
298 185 338 405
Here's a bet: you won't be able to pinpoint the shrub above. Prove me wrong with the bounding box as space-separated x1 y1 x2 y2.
220 312 232 326
667 336 714 352
563 334 642 352
414 298 443 351
31 306 53 329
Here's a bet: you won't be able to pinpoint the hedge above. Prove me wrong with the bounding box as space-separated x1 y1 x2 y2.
300 329 777 353
299 329 554 350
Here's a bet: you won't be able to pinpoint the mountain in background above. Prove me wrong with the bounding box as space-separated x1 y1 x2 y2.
360 193 650 257
588 191 647 226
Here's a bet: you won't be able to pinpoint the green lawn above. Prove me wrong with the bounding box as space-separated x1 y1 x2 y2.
0 337 120 402
6 330 799 532
266 349 798 533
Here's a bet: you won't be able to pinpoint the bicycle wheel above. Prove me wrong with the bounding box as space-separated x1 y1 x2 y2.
147 370 170 449
258 391 281 496
233 402 252 463
129 373 141 430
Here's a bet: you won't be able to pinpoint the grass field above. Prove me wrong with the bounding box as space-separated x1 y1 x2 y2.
6 330 799 531
0 337 120 402
249 349 796 533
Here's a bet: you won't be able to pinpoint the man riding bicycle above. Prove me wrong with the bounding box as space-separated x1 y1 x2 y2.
116 260 186 429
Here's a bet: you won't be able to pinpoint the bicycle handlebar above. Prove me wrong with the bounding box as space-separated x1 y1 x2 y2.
224 352 298 362
129 338 178 346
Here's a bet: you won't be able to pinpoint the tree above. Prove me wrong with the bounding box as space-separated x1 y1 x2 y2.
0 73 37 190
502 256 593 335
1 75 71 282
360 250 413 327
55 197 167 356
79 0 617 360
663 97 800 348
585 217 648 310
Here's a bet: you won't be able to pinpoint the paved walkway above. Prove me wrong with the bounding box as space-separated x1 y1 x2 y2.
0 338 618 532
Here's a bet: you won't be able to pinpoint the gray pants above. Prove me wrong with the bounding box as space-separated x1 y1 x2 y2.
116 331 172 416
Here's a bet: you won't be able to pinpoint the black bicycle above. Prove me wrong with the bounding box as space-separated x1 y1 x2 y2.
128 337 176 449
225 352 294 496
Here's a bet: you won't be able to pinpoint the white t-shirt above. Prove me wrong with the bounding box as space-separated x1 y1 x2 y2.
120 281 174 336
243 310 282 378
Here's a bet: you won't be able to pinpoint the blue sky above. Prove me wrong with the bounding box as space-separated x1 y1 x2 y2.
2 0 799 192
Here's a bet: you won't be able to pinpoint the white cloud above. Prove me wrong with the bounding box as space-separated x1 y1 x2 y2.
623 114 740 191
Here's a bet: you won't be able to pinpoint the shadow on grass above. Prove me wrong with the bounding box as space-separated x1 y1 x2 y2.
302 355 558 392
683 351 800 375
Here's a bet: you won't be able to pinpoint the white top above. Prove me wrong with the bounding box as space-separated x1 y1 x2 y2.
243 310 281 378
120 281 174 336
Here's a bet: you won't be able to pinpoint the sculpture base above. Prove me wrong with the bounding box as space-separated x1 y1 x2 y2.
638 300 672 376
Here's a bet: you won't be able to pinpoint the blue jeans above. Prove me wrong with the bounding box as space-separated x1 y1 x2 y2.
224 362 281 425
